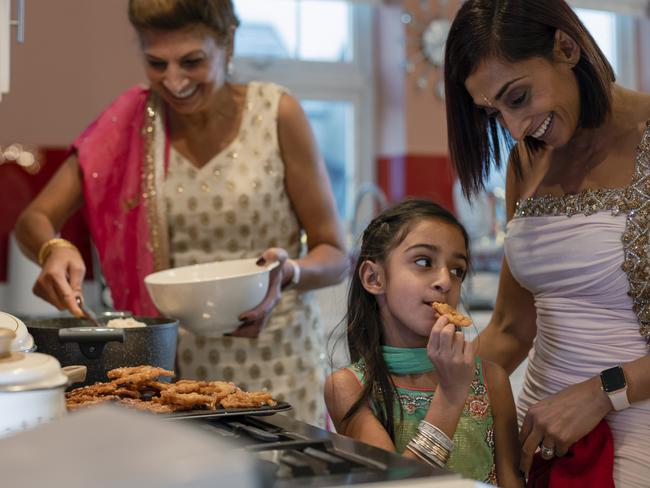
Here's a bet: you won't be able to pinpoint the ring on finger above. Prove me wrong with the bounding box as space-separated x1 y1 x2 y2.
540 444 555 460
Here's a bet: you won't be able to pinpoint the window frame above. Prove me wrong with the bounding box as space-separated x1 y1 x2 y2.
232 2 375 219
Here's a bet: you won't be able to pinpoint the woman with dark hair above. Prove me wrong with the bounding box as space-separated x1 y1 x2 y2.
15 0 348 426
444 0 650 484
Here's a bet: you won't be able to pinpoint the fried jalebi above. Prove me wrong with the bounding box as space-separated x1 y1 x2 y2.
431 302 473 327
220 389 277 408
65 365 277 413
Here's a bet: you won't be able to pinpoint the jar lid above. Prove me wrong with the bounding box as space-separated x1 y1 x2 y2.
0 329 67 391
0 310 36 352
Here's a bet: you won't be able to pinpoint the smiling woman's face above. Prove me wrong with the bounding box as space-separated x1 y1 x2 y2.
139 26 230 115
464 54 581 149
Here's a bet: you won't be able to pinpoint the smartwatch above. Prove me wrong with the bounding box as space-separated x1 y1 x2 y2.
600 365 630 411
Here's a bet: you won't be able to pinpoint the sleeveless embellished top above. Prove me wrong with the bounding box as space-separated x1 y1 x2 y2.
346 357 497 484
513 121 650 344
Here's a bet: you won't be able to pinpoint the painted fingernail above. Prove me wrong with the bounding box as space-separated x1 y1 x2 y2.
256 257 266 266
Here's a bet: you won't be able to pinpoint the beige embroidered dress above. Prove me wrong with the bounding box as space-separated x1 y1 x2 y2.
162 82 326 426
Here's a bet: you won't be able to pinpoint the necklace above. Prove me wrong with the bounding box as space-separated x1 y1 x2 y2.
381 345 436 375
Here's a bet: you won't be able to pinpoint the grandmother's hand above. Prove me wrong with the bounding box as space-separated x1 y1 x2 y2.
231 248 289 338
518 376 612 474
33 247 86 317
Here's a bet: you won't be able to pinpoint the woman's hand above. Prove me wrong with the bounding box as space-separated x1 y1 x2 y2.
231 248 290 338
33 247 86 316
518 376 612 474
427 315 476 403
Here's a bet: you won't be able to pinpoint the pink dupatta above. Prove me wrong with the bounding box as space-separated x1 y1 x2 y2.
73 85 170 316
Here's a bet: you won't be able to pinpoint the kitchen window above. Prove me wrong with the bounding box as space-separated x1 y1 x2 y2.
232 0 374 220
575 8 638 89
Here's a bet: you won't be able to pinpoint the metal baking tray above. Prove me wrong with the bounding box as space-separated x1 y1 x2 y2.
161 401 293 420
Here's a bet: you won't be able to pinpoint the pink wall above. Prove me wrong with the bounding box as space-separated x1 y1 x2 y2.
0 0 144 148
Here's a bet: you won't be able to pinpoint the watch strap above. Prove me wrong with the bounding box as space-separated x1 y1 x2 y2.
607 388 630 411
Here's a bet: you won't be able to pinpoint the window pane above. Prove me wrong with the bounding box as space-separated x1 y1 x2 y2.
234 0 352 62
298 1 352 62
575 8 617 73
235 0 297 59
301 100 354 218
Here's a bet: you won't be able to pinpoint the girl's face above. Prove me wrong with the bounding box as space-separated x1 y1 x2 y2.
464 53 580 148
139 26 231 115
366 219 468 346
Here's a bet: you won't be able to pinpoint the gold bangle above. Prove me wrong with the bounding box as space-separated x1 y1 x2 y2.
37 238 78 266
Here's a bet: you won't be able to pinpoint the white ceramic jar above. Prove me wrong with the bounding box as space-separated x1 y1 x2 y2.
0 310 36 352
0 329 86 439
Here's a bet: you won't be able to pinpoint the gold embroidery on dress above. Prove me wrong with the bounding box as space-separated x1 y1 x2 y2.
141 93 170 271
513 121 650 344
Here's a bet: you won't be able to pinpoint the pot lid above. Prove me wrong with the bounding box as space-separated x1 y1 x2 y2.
0 329 68 391
0 310 35 352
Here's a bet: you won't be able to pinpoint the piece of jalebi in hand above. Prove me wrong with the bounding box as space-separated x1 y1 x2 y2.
431 302 473 327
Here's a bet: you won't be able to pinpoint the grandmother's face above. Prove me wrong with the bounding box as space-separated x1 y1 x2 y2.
464 54 581 148
139 26 231 115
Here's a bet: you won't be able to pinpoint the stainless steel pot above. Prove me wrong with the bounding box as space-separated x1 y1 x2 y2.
24 317 178 386
0 329 87 439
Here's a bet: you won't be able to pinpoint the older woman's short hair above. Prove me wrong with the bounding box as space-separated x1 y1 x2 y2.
444 0 615 196
128 0 240 41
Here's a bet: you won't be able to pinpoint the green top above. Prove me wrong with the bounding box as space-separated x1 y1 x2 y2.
346 356 497 484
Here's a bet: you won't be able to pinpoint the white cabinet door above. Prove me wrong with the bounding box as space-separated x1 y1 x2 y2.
0 0 10 100
0 0 25 101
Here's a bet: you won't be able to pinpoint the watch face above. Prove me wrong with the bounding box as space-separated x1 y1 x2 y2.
601 366 626 392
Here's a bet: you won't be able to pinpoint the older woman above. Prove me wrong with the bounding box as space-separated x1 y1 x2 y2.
15 0 348 427
444 0 650 485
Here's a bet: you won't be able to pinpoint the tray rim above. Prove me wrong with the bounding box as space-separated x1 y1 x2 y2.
160 400 293 420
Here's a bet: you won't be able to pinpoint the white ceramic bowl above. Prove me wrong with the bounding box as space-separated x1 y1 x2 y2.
144 258 278 337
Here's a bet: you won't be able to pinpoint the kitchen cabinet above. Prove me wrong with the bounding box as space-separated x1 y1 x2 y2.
0 0 24 100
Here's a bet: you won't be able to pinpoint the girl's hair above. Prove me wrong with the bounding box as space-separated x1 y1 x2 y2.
444 0 615 197
343 198 470 441
128 0 240 41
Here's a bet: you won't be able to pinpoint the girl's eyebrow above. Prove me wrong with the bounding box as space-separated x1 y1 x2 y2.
404 243 468 264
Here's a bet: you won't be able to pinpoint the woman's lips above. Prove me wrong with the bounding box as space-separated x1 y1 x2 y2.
531 113 553 139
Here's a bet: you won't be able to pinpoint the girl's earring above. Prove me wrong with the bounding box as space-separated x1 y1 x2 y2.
227 58 235 77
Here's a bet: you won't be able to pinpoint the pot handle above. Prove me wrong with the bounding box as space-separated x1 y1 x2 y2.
63 365 87 385
58 327 125 360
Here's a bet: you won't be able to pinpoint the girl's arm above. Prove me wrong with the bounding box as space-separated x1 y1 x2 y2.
325 368 397 451
484 361 525 488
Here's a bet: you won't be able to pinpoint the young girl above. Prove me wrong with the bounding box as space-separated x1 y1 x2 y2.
325 199 523 487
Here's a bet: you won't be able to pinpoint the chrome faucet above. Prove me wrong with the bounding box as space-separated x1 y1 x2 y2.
349 182 389 248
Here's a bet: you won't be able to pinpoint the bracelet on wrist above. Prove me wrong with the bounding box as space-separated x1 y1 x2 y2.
37 238 79 266
282 259 301 290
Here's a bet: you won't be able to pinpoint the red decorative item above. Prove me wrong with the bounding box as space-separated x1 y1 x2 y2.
0 148 94 282
527 419 615 488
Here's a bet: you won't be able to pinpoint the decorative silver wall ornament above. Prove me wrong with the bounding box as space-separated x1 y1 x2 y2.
402 0 451 100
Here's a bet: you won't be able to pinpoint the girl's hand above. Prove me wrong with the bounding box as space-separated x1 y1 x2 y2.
33 247 85 316
427 315 476 403
518 377 611 474
232 248 289 338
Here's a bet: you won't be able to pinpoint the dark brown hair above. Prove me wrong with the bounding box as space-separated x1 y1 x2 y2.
342 198 470 441
128 0 240 41
444 0 615 196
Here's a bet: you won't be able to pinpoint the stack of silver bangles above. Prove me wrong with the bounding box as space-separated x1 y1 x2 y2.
406 420 455 468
